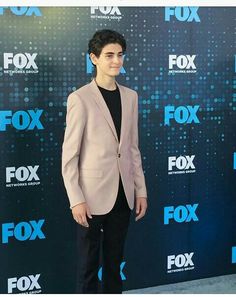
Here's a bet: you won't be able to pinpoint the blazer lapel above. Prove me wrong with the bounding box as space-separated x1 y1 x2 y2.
116 81 127 149
89 79 119 142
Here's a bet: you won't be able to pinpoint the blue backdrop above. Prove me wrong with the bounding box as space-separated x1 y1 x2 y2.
0 6 235 293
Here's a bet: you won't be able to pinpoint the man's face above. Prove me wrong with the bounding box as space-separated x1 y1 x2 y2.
90 43 124 78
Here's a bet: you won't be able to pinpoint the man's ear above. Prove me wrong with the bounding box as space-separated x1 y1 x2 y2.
89 53 97 66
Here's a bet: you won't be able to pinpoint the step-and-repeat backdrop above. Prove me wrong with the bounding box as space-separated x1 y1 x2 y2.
0 6 236 293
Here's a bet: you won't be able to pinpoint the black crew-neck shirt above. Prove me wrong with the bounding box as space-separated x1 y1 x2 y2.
98 85 122 142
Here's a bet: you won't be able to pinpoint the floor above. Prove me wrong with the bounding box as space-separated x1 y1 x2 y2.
124 273 236 294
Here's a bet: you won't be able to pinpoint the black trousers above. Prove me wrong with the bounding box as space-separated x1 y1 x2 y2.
76 176 131 294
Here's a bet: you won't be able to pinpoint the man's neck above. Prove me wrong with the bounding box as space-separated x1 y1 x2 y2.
95 76 117 91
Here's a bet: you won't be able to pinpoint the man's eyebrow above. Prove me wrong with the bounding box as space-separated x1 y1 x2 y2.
104 51 123 54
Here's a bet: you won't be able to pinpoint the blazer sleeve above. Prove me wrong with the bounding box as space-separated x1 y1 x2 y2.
131 91 148 198
61 92 86 209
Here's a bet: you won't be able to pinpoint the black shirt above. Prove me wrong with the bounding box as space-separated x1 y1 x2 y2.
98 85 122 142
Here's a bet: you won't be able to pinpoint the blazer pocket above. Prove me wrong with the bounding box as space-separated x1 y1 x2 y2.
79 168 103 178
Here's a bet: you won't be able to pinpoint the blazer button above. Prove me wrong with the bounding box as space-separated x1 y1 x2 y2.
118 153 121 158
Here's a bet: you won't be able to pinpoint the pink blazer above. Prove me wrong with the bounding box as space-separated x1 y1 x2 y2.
61 79 147 215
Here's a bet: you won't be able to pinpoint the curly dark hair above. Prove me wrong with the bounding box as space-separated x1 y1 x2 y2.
88 29 126 58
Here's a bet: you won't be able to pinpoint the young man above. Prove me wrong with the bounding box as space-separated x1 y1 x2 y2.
62 29 148 294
